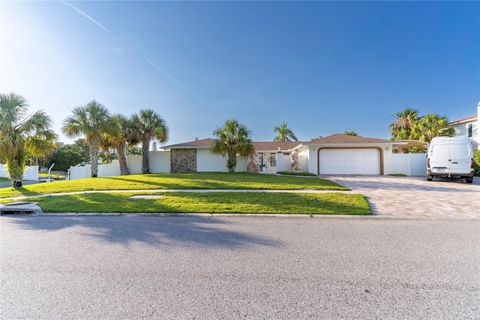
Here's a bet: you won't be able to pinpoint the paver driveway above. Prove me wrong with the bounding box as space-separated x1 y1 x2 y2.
325 175 480 219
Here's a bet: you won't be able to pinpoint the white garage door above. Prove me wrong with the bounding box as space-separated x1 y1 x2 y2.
319 149 380 175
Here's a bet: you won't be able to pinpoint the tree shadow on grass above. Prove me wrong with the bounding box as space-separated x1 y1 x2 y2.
4 215 282 250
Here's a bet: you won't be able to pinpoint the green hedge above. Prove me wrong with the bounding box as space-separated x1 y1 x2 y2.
474 150 480 176
277 171 317 177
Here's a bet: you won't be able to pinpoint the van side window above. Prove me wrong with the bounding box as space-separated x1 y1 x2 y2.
467 124 473 138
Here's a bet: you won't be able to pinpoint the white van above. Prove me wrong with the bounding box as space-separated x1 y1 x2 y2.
427 136 475 183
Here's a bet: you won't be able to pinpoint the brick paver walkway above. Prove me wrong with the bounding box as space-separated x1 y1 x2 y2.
325 175 480 219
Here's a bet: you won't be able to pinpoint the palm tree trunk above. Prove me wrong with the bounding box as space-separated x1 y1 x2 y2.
117 143 129 175
141 137 150 174
89 137 100 177
227 152 236 173
7 154 24 188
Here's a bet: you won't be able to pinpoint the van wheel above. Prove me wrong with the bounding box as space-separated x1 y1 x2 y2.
427 175 433 181
466 177 473 184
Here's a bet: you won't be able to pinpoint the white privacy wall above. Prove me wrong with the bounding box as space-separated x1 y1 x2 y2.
386 153 427 176
69 151 171 180
197 149 247 172
0 164 39 181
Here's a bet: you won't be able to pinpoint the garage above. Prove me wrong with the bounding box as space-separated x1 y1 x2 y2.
318 148 382 175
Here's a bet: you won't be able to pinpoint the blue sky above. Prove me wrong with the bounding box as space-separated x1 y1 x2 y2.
1 1 479 144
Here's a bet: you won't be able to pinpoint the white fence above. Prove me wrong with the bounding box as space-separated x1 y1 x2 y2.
0 164 39 181
68 151 171 180
388 153 427 176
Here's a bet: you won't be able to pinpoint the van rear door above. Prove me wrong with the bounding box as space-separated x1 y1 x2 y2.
430 142 450 173
448 142 471 174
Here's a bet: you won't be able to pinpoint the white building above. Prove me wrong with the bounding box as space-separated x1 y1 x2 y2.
449 102 480 150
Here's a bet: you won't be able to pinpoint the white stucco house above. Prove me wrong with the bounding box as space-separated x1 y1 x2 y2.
69 133 428 179
449 102 480 150
162 134 424 176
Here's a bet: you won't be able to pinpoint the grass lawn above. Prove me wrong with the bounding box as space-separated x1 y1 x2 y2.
24 192 370 215
0 172 347 198
38 172 67 180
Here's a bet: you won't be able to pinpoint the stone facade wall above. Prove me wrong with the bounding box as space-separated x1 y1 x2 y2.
170 149 197 173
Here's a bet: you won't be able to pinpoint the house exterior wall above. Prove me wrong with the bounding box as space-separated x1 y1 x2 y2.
170 149 197 173
197 149 248 172
451 121 479 150
451 103 480 150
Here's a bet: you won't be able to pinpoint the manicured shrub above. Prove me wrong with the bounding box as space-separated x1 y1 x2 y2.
474 150 480 176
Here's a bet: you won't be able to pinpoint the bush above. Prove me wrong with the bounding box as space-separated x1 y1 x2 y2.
277 171 316 177
474 150 480 176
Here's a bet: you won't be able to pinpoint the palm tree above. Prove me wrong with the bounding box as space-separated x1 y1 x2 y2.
131 109 168 174
101 114 137 175
62 100 116 177
274 121 298 142
390 108 420 140
344 131 358 136
211 119 253 172
416 114 454 142
0 93 56 187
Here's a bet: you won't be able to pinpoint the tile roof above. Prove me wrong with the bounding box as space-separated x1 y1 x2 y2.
309 134 392 144
449 115 477 125
164 134 393 150
163 138 303 151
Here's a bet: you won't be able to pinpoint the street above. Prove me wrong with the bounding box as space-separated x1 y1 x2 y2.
1 215 479 319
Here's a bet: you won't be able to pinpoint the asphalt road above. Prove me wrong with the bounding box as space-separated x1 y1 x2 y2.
1 215 479 319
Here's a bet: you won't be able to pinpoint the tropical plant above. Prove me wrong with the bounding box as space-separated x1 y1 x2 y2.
274 121 298 142
101 114 137 175
344 131 358 136
390 109 454 143
46 143 90 172
131 109 168 174
0 93 56 187
416 114 454 142
473 150 480 177
211 119 254 172
390 108 420 140
62 100 116 177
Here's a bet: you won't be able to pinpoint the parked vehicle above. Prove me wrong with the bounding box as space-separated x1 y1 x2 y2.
427 136 475 183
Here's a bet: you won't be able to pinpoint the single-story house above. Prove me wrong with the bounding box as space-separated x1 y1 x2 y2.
449 102 479 150
163 134 421 175
69 133 427 179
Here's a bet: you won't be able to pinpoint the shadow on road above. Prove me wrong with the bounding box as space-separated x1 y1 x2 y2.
3 215 282 249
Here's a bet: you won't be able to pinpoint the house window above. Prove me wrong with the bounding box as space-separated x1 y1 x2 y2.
468 124 473 138
258 153 264 165
268 153 276 167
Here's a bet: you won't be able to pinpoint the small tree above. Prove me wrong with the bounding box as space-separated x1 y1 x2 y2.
0 93 56 187
416 114 454 142
212 120 253 172
390 108 420 140
131 109 168 174
102 114 137 175
62 100 116 177
344 131 358 136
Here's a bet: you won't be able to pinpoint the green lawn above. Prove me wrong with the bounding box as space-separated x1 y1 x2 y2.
0 172 347 198
38 172 67 180
24 192 370 215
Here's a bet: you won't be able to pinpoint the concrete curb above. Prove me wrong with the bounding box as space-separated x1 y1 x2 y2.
29 212 480 221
